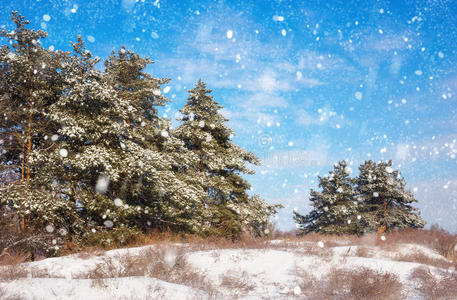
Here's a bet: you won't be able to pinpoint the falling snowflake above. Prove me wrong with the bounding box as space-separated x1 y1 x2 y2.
59 148 68 158
104 220 114 228
95 175 110 194
355 91 363 100
161 130 169 138
45 224 55 233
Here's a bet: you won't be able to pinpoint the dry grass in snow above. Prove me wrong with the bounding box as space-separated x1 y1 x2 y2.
0 229 456 299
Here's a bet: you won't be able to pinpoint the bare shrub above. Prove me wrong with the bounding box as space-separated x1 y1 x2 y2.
0 208 57 260
184 233 271 252
298 267 403 300
0 263 28 281
410 266 457 300
394 251 456 270
220 271 255 294
83 244 219 298
0 253 27 266
296 269 318 298
381 228 457 260
300 245 334 259
355 246 372 258
0 252 35 281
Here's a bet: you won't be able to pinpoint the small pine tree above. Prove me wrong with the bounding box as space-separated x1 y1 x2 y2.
294 161 360 235
175 80 278 238
294 160 425 235
355 160 425 233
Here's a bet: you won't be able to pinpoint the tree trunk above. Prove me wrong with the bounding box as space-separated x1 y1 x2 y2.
378 198 388 234
21 139 25 181
26 108 33 182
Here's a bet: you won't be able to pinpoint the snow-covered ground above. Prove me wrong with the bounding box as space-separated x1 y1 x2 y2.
1 239 455 299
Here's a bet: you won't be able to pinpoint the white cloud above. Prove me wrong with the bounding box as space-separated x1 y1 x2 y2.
258 72 281 92
261 149 328 169
295 107 350 128
295 110 320 126
297 77 324 87
241 93 288 108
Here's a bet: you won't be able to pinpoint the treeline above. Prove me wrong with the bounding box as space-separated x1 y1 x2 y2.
0 12 279 255
294 161 426 235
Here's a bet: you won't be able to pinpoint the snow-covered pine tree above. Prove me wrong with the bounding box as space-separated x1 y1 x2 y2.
175 80 278 238
24 36 134 242
102 47 207 233
294 161 360 235
0 12 78 249
355 160 425 233
0 12 64 183
28 39 207 245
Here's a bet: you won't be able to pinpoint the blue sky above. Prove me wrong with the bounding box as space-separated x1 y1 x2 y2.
2 0 457 232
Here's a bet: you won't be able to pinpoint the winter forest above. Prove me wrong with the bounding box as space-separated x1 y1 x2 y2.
1 1 457 299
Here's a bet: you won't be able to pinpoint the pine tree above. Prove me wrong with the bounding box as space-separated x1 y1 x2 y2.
355 160 425 233
294 161 361 235
0 12 77 248
175 80 278 238
28 41 207 244
0 11 64 184
102 47 207 233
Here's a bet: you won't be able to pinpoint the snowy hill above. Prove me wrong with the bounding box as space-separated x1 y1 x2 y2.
1 236 456 299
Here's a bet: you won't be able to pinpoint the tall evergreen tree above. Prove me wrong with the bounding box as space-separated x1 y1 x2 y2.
294 161 361 235
102 47 207 233
0 12 76 245
355 160 425 233
28 40 209 242
0 11 64 184
175 80 278 238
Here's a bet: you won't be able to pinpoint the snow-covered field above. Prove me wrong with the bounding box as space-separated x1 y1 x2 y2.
1 238 456 299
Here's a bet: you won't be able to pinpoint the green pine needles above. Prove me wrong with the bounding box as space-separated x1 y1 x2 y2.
294 160 426 235
0 12 278 253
